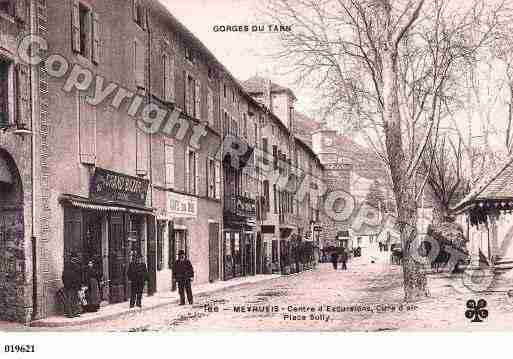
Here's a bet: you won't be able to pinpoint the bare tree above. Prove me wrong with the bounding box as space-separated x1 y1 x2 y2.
263 0 510 300
421 136 469 224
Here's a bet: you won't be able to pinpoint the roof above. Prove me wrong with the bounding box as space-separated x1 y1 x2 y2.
242 76 297 100
294 136 324 169
293 112 321 146
453 154 513 212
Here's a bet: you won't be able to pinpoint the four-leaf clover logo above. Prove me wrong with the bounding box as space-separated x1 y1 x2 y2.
465 299 488 323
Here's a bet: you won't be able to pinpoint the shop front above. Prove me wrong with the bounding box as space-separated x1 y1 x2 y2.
223 224 255 280
166 191 197 290
60 167 154 305
223 196 256 280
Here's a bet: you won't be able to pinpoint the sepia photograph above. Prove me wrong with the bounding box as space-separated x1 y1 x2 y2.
2 1 513 349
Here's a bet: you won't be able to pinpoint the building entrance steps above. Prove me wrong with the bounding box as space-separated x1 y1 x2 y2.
29 274 281 328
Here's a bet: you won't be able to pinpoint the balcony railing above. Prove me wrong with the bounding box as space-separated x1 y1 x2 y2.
224 194 256 218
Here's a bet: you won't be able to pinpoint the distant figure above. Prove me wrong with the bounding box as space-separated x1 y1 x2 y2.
379 242 383 252
340 249 348 270
62 252 82 318
127 254 149 308
173 250 195 305
83 260 101 313
330 251 339 270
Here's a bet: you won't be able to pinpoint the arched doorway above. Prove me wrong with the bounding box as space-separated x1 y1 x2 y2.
0 148 25 322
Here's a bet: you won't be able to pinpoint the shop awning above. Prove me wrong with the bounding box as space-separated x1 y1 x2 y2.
69 200 127 212
60 194 155 215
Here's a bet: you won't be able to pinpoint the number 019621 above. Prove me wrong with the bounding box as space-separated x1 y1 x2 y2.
4 345 35 353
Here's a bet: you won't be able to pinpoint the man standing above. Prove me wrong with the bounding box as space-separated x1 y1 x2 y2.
173 250 194 305
127 253 148 308
62 252 82 318
341 248 348 270
330 251 339 270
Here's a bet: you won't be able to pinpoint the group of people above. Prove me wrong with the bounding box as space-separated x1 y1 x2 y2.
378 242 390 252
61 254 102 318
330 249 349 270
61 249 195 318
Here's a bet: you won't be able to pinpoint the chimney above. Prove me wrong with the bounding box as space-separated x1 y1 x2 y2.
266 79 273 111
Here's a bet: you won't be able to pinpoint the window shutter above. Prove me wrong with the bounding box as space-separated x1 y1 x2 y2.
195 152 200 195
215 161 221 200
92 12 100 64
71 0 81 52
185 148 190 193
132 0 139 22
195 80 201 119
165 145 174 189
16 63 30 126
135 40 145 88
207 89 212 126
163 54 169 101
169 56 175 102
184 71 190 116
141 7 148 30
15 0 26 23
206 158 210 197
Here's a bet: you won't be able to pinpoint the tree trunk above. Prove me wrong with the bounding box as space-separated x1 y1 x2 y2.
382 50 429 301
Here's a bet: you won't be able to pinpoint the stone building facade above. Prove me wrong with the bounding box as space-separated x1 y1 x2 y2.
0 0 327 323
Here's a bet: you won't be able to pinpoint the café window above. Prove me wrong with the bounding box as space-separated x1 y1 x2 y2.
0 59 13 128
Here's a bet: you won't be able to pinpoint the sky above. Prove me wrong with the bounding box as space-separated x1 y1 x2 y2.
160 0 318 117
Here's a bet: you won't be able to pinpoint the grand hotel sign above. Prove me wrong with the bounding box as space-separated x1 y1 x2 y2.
90 168 149 206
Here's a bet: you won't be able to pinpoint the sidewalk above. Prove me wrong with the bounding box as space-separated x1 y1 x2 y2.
29 274 281 328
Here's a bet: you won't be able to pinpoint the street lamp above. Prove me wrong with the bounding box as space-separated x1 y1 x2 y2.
1 123 32 140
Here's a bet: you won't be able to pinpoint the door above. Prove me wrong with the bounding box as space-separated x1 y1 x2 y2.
169 222 176 291
244 234 254 276
84 212 102 275
146 215 156 296
108 212 126 303
208 222 220 282
256 233 262 274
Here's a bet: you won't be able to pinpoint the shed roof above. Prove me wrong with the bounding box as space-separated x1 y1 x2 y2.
452 155 513 212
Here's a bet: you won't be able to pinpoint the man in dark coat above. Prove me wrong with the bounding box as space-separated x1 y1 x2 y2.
173 250 194 305
62 252 82 318
330 251 339 270
127 254 148 308
341 249 348 270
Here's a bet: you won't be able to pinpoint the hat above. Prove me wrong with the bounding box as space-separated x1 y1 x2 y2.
178 250 185 256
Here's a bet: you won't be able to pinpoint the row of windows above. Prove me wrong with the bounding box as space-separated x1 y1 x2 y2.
164 144 221 200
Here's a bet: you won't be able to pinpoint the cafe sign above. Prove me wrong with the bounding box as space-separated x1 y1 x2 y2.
167 192 197 219
90 168 149 206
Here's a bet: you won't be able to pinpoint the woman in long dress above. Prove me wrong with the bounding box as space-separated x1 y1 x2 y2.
83 260 101 312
